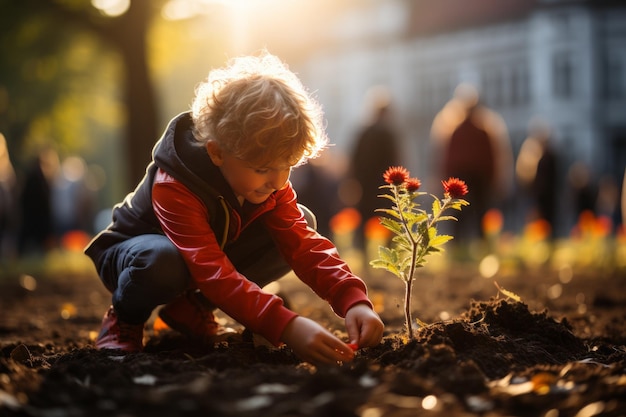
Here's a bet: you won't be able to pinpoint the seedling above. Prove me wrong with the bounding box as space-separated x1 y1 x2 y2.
370 166 469 339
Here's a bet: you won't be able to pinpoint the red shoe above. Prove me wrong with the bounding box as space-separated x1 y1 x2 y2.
158 290 220 341
95 306 144 352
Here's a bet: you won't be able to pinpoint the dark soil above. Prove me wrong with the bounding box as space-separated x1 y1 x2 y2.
1 262 625 417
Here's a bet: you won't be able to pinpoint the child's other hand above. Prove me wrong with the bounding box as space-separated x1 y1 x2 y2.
281 316 355 365
345 303 384 348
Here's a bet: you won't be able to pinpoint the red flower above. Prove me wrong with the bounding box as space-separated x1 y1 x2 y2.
406 178 421 192
383 166 409 186
442 177 468 198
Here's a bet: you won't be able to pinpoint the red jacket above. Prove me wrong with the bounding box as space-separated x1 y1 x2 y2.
152 168 372 346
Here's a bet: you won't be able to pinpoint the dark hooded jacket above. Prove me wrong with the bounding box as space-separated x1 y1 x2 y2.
85 112 371 345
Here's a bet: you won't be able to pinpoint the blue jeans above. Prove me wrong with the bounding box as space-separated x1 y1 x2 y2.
95 205 316 324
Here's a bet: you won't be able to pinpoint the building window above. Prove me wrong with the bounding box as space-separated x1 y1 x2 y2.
550 12 572 38
418 74 434 112
481 66 506 108
480 68 494 107
493 69 504 107
604 52 625 100
553 50 574 99
511 64 530 105
419 72 454 113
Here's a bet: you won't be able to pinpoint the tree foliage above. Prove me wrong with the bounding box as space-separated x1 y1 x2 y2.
0 0 162 190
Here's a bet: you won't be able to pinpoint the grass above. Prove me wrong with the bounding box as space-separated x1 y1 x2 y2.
0 248 97 283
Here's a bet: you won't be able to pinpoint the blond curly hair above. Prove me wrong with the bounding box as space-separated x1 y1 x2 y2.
191 51 328 167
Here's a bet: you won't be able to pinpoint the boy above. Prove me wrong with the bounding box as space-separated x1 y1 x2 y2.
85 51 384 365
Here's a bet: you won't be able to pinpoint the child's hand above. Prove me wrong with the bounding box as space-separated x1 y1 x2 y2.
345 303 384 348
281 316 355 365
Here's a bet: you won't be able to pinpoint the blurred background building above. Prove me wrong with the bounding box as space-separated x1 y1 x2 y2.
288 0 625 237
0 0 624 255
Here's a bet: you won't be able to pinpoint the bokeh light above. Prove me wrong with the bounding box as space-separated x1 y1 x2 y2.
91 0 130 17
479 254 500 278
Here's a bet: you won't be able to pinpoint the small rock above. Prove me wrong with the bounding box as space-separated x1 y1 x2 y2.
9 344 32 364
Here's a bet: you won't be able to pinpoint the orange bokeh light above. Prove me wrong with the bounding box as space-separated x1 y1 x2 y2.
61 230 92 252
329 207 362 235
570 210 613 239
364 216 392 241
482 208 504 235
594 215 613 238
524 218 551 242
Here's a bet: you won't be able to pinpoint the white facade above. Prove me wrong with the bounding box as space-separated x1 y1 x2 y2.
294 0 626 234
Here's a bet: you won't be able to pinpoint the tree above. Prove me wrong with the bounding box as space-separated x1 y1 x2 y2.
0 0 161 187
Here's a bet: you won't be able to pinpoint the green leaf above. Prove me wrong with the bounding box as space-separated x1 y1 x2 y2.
380 217 403 234
435 215 458 223
405 211 428 225
370 259 399 276
417 222 429 245
398 255 412 273
408 191 428 202
369 259 387 269
447 200 470 211
392 235 413 252
370 259 402 279
377 194 397 204
432 198 441 217
429 234 453 247
376 208 403 220
377 246 396 263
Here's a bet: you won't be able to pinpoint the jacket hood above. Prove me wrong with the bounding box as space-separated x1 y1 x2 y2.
153 112 240 209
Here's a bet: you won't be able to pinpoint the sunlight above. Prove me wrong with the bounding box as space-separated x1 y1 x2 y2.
162 0 206 20
91 0 130 17
162 0 270 21
158 0 342 56
160 0 263 53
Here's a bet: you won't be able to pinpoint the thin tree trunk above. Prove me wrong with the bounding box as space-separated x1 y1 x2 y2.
111 0 159 188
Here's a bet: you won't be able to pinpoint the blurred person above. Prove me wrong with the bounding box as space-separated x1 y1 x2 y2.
0 133 17 258
622 168 625 227
568 162 597 218
431 83 513 244
85 51 383 364
516 118 559 237
17 147 59 256
290 152 342 238
595 175 621 233
52 156 97 237
348 85 401 249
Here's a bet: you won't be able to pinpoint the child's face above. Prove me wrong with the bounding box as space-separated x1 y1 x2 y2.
207 142 292 204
